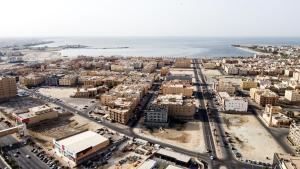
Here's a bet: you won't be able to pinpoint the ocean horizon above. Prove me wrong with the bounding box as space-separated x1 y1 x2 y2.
2 37 300 57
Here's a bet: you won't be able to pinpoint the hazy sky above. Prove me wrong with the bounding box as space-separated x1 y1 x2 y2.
0 0 300 37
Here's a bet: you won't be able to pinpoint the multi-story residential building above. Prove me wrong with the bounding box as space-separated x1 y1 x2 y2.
285 90 300 103
293 71 300 81
53 131 109 165
262 104 292 127
288 123 300 148
59 75 78 86
19 74 44 87
144 104 169 127
160 67 169 76
14 105 58 125
240 80 258 90
153 94 195 120
272 153 300 169
223 64 239 75
71 86 108 98
0 76 17 101
142 62 157 73
218 92 248 112
108 97 137 124
161 80 193 97
45 74 64 86
166 73 193 83
284 69 294 77
250 88 279 106
174 58 191 68
213 80 236 95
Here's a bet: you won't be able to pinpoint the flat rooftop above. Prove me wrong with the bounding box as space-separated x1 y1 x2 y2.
156 148 191 163
56 131 109 154
137 159 157 169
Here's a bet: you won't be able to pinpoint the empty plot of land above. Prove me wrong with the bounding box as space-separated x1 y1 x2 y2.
221 113 285 162
134 121 206 153
29 114 103 148
38 87 95 110
0 97 44 114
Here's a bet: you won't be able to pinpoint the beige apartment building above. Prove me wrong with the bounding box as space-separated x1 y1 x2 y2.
288 123 300 148
213 80 236 95
285 90 300 103
0 76 17 101
250 88 279 106
161 80 193 97
154 94 195 120
160 67 169 76
108 97 137 124
174 58 191 68
240 80 258 90
59 75 77 86
20 74 44 87
14 105 58 125
262 104 292 127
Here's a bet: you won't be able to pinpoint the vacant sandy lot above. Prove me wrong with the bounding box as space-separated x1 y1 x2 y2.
38 87 95 110
221 113 285 162
169 68 196 83
29 114 103 148
134 121 206 153
0 97 44 114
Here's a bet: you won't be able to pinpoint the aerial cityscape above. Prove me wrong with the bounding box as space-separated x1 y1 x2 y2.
1 0 300 169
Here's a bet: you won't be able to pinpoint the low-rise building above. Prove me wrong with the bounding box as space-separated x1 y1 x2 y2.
262 104 292 127
53 131 109 165
14 105 58 125
0 76 17 101
272 153 300 169
240 80 258 90
144 104 169 127
285 90 300 103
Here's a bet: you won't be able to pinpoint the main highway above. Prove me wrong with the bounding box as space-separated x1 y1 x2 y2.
193 58 266 169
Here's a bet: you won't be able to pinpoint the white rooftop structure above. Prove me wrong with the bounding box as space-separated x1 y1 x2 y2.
56 131 109 154
137 159 157 169
156 148 191 163
166 165 183 169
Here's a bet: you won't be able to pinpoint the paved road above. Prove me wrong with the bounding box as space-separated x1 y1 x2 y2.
0 156 9 169
0 123 49 169
193 59 266 169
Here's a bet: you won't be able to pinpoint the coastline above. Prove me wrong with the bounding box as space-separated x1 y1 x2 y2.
234 46 265 55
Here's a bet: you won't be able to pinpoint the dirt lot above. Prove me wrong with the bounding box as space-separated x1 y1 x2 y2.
38 87 96 110
134 121 206 153
0 97 44 114
221 113 285 162
29 114 104 149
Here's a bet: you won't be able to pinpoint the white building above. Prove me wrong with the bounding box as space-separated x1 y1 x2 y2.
219 92 248 112
285 90 300 102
